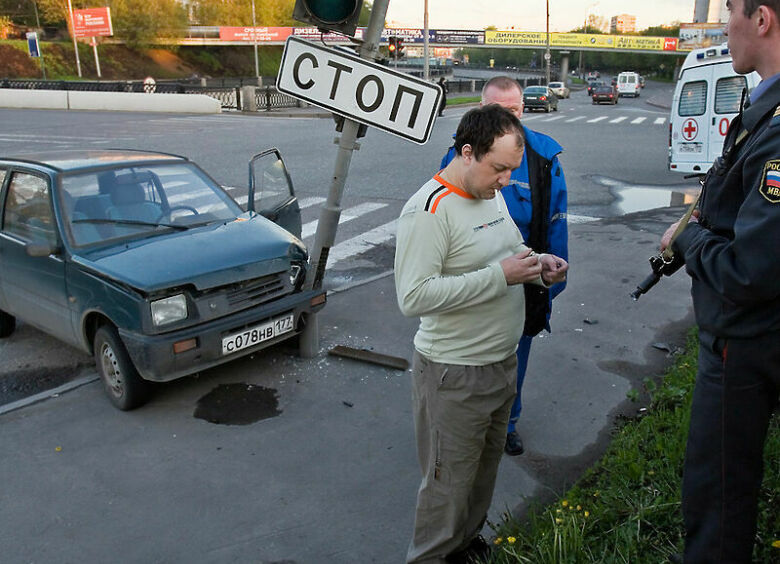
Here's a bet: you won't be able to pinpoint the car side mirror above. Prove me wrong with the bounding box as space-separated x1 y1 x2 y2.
25 241 59 257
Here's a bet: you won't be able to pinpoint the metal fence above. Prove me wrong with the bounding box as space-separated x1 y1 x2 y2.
0 79 301 112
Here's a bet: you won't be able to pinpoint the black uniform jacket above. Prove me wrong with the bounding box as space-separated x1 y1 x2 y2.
673 78 780 339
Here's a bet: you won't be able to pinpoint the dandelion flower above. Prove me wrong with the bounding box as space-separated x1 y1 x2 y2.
593 491 600 497
772 540 780 548
555 518 563 524
577 505 582 511
585 511 590 518
562 500 569 507
508 537 516 545
494 537 503 545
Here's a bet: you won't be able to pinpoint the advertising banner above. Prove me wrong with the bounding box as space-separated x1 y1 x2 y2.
679 23 726 50
292 27 364 43
219 27 291 42
72 7 113 38
432 30 484 45
615 36 678 51
486 30 679 52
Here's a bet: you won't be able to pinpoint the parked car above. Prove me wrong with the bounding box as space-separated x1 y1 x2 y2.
523 85 558 112
0 149 326 410
592 85 618 105
547 81 570 99
587 79 605 96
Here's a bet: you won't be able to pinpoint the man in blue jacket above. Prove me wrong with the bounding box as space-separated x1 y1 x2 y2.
440 76 568 456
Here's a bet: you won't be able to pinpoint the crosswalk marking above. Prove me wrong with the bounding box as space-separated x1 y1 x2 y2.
327 220 398 266
587 116 608 123
301 202 387 239
654 117 666 125
609 116 627 123
541 115 566 122
631 117 647 124
565 116 585 123
298 197 326 209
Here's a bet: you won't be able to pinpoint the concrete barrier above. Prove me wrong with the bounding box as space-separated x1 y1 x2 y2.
0 89 69 109
0 89 222 114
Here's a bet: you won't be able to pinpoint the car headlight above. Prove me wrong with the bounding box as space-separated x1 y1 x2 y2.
151 294 188 327
289 263 305 290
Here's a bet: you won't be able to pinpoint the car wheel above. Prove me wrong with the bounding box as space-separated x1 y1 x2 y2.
0 309 15 338
592 100 597 105
94 324 151 411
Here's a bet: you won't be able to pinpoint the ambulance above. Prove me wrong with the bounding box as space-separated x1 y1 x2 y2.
669 43 760 173
617 71 641 97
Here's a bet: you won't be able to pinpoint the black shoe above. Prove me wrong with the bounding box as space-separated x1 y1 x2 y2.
668 554 683 564
504 431 524 456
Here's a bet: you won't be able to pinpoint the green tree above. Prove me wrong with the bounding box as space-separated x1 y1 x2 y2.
110 0 187 48
192 0 296 26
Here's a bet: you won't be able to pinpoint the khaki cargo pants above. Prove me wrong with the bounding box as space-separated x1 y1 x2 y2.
407 350 517 564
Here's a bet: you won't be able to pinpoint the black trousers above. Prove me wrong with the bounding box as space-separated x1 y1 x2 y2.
682 329 780 563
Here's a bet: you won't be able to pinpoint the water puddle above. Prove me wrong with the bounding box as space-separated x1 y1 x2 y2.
589 175 699 216
194 383 281 425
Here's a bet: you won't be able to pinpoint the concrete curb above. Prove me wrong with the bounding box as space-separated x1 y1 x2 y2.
0 372 98 416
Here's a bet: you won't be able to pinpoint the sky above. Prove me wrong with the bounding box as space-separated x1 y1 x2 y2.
384 0 697 32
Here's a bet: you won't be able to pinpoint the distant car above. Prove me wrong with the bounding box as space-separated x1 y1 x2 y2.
587 80 605 96
547 81 570 99
592 85 618 105
523 85 559 112
587 71 600 80
0 149 326 410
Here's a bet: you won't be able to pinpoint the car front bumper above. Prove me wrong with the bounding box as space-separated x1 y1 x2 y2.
118 289 326 382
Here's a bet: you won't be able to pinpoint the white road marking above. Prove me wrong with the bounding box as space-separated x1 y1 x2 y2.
301 202 388 239
565 116 585 123
541 115 566 122
587 116 608 123
326 220 398 266
631 117 647 124
609 117 627 123
568 214 601 224
654 117 667 125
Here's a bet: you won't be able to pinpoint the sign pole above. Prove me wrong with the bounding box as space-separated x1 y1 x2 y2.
251 0 261 85
92 37 101 78
298 0 391 358
67 0 82 78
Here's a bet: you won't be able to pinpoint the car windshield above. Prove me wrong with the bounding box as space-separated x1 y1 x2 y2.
595 87 613 93
525 86 546 94
59 162 244 247
549 82 562 88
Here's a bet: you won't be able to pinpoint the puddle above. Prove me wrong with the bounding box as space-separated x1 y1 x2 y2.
589 175 699 216
194 383 281 425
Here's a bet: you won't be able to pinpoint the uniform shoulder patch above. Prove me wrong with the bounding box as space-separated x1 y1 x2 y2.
759 159 780 203
772 105 780 127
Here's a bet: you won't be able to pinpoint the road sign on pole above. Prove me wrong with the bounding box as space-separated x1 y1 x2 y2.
26 32 41 58
277 36 442 144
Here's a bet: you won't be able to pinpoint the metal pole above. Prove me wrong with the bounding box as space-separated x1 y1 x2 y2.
31 0 46 79
92 37 101 78
545 0 551 85
67 0 82 78
251 0 260 85
423 0 429 81
299 0 391 358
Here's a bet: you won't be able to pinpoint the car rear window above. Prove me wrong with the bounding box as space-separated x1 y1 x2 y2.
678 80 707 117
715 76 747 114
525 86 546 93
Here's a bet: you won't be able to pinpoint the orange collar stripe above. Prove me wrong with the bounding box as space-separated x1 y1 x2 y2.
433 173 474 200
430 189 452 214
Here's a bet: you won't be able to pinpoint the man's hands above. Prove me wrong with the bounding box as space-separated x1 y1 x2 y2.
540 253 568 285
661 210 699 252
501 250 568 286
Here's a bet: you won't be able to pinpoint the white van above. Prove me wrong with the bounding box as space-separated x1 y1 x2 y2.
669 43 760 173
617 72 641 97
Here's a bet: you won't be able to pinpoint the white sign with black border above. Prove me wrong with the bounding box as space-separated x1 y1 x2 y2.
277 36 442 145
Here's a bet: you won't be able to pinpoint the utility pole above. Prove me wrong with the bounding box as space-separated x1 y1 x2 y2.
545 0 551 85
423 0 429 81
67 0 82 78
251 0 260 85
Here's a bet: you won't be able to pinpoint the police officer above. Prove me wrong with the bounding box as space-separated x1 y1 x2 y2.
660 0 780 561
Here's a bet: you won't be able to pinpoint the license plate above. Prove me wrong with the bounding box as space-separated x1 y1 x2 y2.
221 313 294 355
679 143 702 154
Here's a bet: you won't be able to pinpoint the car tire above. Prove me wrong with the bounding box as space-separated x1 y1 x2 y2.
592 100 597 105
94 324 151 411
0 310 15 338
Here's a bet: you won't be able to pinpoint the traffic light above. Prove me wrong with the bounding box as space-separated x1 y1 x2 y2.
396 38 405 58
388 36 397 58
292 0 363 37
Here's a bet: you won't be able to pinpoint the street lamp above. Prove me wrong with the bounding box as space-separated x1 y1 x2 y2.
579 1 599 78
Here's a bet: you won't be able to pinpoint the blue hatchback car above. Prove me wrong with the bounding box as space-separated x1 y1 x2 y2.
0 149 325 410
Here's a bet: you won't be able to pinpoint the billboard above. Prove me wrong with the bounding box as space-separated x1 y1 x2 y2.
679 23 726 50
485 30 679 52
72 7 113 38
219 27 292 42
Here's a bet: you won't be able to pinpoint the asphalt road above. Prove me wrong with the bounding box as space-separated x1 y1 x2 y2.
0 81 701 562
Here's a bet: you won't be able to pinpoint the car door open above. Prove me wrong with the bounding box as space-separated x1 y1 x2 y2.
248 148 302 239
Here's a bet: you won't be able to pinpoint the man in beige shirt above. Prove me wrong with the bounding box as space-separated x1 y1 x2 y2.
395 104 568 563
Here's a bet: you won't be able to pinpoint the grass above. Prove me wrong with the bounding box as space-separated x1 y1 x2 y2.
448 95 482 106
487 329 780 563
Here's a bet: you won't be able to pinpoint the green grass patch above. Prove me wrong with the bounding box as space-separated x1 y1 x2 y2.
487 329 780 563
448 95 481 106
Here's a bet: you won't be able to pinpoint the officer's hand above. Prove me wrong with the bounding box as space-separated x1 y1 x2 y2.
540 254 568 285
501 249 543 285
661 210 699 251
